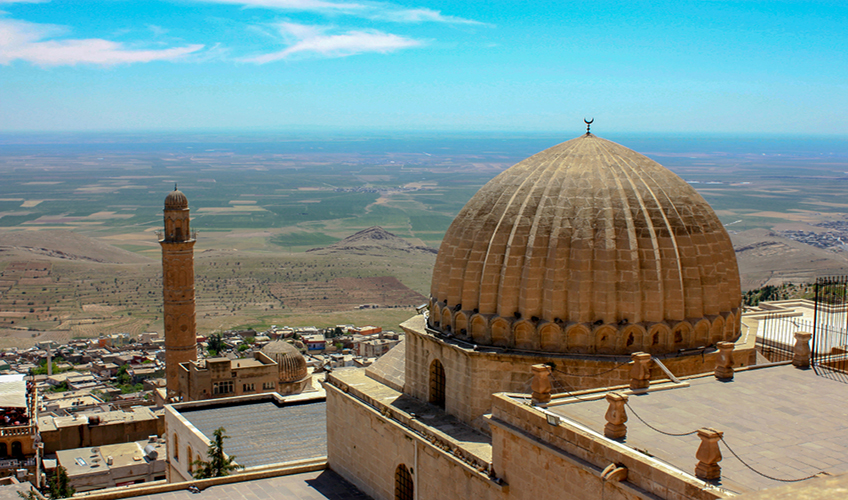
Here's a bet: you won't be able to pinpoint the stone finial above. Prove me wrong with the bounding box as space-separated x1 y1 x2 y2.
714 341 735 380
603 392 629 439
793 331 813 369
695 427 723 480
531 364 552 407
629 352 652 391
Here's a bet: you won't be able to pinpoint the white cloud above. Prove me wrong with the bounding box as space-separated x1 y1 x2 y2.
204 0 365 12
0 19 204 66
245 22 420 63
370 7 483 25
197 0 482 24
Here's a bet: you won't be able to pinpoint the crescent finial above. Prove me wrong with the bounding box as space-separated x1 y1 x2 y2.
584 118 594 134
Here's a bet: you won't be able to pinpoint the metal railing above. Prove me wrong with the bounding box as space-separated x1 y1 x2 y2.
756 313 810 363
813 277 848 381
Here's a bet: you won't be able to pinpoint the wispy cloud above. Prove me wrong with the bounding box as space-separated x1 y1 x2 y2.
0 0 49 4
198 0 482 24
244 21 420 63
203 0 365 12
0 19 204 66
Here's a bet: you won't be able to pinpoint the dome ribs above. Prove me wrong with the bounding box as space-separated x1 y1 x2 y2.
490 149 563 319
518 145 578 324
594 140 643 325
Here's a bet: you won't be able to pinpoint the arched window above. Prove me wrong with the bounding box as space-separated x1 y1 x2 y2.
429 359 446 408
11 441 22 458
395 464 413 500
173 433 179 461
187 445 193 472
0 443 7 458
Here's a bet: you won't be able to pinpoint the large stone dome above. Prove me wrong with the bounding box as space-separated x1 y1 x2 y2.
262 341 308 382
428 133 742 355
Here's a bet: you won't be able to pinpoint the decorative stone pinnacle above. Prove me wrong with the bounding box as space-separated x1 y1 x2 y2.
629 352 652 391
695 427 723 480
603 392 629 439
714 341 735 380
793 331 812 369
531 364 552 407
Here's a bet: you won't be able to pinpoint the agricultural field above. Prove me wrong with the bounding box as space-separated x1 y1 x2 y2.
2 132 848 346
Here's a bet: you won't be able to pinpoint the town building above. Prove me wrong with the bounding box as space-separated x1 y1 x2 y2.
56 436 167 492
164 392 326 482
176 342 310 401
38 407 162 455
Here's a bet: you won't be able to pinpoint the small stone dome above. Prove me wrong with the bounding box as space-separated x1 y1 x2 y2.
428 134 742 355
164 186 188 210
262 341 307 382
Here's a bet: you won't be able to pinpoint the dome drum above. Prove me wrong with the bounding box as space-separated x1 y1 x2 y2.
428 298 740 355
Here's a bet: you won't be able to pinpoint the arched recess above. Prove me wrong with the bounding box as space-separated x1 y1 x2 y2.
513 321 536 350
440 308 453 333
395 464 413 500
621 324 647 352
672 322 692 347
647 324 671 354
594 325 618 354
187 445 193 473
173 433 180 461
429 359 446 408
709 316 725 345
693 319 711 347
539 323 563 351
454 312 468 338
11 441 21 458
0 443 6 457
566 324 591 352
724 311 737 340
429 301 441 328
470 315 489 344
490 318 511 347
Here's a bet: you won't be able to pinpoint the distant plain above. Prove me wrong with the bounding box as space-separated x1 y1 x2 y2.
2 132 848 347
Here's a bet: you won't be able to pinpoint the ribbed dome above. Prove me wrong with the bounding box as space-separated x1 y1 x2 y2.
428 134 742 355
262 341 307 382
164 188 188 210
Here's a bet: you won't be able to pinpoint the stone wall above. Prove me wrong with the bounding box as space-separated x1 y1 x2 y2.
325 382 505 500
490 394 723 500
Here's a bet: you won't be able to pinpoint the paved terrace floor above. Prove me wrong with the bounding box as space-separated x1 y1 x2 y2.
126 470 370 500
179 400 327 468
548 364 848 495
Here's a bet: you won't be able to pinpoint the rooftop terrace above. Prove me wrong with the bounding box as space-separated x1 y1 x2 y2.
544 363 848 495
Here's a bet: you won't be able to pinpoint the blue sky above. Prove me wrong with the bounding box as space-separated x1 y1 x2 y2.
0 0 846 134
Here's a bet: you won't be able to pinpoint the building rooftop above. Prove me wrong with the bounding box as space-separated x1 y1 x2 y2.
104 469 369 500
56 437 166 480
546 363 848 494
177 397 327 468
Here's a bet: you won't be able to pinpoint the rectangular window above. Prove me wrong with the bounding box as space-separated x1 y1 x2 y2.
213 381 234 395
263 382 275 391
243 383 255 392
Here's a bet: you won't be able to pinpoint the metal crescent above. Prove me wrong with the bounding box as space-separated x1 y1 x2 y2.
584 118 594 125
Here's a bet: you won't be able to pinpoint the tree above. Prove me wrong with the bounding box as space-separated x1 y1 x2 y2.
48 465 75 499
207 333 226 354
116 364 132 385
192 427 242 479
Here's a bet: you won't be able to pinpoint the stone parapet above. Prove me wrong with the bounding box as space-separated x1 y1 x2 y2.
490 393 724 500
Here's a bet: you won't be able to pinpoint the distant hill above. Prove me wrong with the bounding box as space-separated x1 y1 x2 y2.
307 226 438 256
0 230 152 264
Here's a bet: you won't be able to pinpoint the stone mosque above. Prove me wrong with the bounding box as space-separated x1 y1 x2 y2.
155 129 847 499
324 131 773 500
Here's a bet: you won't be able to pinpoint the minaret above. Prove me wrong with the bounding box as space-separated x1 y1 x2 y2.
159 185 197 399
